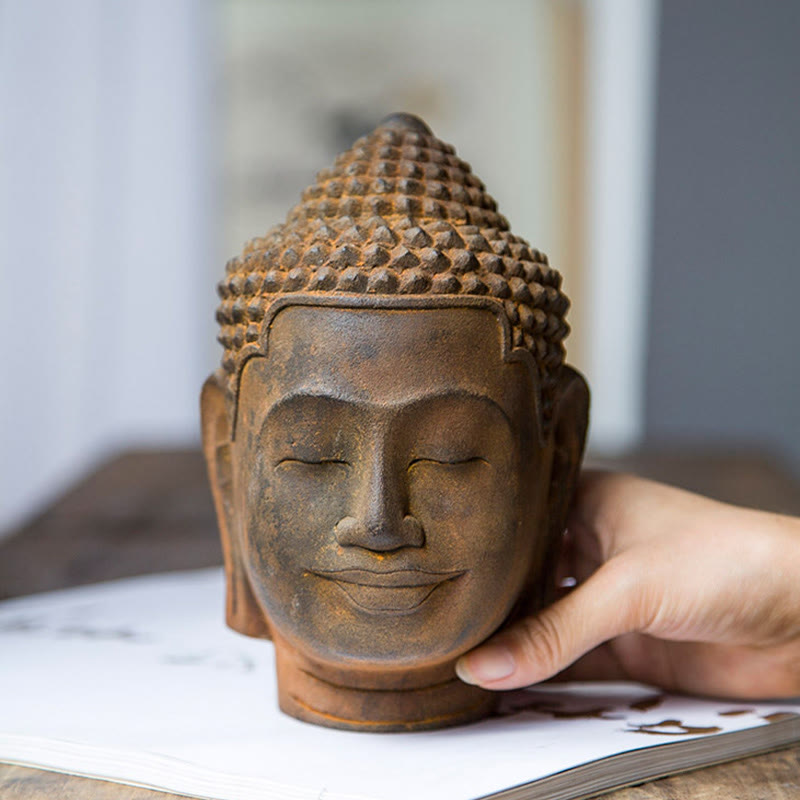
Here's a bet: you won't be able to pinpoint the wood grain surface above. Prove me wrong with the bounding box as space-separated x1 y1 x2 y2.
0 765 193 800
1 447 798 799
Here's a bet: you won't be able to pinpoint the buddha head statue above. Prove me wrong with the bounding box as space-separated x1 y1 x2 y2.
201 113 589 732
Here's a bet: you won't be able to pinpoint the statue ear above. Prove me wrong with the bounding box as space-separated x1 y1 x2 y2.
201 377 271 639
541 365 590 604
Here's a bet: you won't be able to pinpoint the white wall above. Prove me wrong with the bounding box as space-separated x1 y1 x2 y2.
0 0 217 535
583 0 660 453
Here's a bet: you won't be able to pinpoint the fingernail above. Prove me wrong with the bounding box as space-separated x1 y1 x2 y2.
455 645 516 685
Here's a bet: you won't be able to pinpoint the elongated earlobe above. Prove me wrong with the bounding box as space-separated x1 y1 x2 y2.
540 366 590 605
201 376 271 639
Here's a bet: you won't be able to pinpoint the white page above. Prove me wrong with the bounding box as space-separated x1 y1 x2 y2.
0 569 797 800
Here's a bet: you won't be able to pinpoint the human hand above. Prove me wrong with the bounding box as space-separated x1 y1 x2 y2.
455 470 800 698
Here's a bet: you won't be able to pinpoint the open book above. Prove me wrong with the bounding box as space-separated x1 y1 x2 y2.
1 569 797 800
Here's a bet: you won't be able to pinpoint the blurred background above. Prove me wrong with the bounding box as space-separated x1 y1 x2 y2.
1 0 798 537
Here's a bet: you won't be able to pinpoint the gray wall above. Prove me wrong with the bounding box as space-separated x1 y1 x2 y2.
645 0 800 472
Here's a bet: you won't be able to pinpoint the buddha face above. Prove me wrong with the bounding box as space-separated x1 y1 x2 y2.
228 303 552 670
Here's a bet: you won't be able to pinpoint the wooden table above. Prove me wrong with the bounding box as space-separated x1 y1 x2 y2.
1 448 798 799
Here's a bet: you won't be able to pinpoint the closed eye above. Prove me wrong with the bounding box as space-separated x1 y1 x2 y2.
408 456 489 468
276 458 350 467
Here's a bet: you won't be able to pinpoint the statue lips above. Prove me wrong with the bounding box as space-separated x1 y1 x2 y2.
311 568 467 614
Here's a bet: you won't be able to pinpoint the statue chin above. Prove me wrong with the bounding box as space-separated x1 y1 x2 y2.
270 631 499 732
201 113 589 732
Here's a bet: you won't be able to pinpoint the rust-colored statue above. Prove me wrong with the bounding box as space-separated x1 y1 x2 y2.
201 113 589 732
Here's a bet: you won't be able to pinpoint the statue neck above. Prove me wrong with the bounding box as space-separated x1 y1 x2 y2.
272 637 496 732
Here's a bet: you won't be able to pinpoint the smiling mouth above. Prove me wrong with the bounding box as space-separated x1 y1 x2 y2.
311 569 466 614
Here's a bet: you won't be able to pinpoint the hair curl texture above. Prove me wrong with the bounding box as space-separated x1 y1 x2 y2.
214 113 571 426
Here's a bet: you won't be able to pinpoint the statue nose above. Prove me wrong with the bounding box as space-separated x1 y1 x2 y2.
334 453 424 551
334 514 424 551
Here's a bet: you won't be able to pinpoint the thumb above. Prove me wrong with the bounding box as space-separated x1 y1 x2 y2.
455 560 641 690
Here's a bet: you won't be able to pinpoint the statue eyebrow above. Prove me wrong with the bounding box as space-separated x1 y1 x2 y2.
262 389 512 428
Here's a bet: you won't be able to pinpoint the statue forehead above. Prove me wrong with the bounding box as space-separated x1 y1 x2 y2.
237 304 533 417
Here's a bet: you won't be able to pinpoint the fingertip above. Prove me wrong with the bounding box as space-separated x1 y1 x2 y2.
454 656 477 685
455 644 516 687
